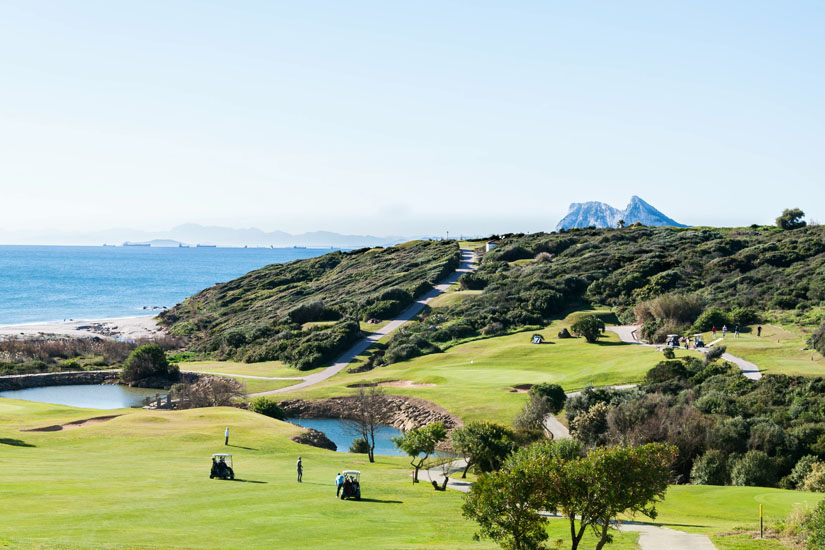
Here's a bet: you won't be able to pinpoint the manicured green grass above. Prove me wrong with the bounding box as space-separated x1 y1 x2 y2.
237 378 301 394
701 324 825 377
285 316 677 424
645 485 823 535
428 290 483 309
0 399 638 550
182 360 319 378
712 534 790 550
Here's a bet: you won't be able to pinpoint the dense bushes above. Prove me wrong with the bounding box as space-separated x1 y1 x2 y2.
566 351 825 488
120 344 180 386
248 396 286 420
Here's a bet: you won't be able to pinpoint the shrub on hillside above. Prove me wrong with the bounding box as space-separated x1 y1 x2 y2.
173 377 245 408
570 315 605 343
248 396 286 420
691 308 730 333
529 383 566 414
776 208 807 230
690 450 728 485
803 462 825 493
120 344 179 385
730 451 778 487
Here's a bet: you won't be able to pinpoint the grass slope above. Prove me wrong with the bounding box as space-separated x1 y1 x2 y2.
0 399 639 550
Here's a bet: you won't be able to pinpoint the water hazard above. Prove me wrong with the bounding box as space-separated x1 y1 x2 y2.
287 418 405 456
0 384 164 409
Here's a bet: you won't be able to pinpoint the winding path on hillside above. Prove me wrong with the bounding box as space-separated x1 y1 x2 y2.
607 325 762 380
245 249 478 396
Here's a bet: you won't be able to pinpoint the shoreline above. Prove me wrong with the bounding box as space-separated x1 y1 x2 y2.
0 315 164 340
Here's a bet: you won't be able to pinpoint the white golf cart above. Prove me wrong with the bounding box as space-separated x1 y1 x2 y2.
340 470 361 500
664 334 681 348
210 453 235 480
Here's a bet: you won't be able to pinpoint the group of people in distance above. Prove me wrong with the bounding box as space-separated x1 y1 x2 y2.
335 472 360 499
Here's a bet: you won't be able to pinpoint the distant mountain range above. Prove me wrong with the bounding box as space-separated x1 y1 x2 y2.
0 223 408 248
555 196 687 230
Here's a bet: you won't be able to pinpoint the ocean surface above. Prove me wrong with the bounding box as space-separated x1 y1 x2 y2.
0 245 333 325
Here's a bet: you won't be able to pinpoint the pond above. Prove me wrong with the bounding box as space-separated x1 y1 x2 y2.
0 384 165 409
287 418 405 456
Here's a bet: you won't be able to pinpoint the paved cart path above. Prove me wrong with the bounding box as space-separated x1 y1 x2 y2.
607 325 762 380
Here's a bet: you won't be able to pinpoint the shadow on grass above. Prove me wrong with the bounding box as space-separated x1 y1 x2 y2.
355 498 403 504
228 445 258 450
0 438 35 447
230 479 268 484
594 340 630 347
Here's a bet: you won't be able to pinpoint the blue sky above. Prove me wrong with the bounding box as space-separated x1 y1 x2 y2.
1 1 823 237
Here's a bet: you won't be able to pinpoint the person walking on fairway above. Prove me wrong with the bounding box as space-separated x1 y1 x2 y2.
336 472 344 497
735 325 740 338
712 326 717 339
722 325 728 338
224 427 229 446
296 457 303 483
758 326 762 337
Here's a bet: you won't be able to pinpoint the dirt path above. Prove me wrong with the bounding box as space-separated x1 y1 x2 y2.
607 325 762 380
248 249 477 397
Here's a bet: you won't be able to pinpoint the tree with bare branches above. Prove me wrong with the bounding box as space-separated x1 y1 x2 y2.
344 386 387 463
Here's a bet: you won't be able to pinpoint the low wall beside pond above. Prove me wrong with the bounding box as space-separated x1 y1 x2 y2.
0 370 121 391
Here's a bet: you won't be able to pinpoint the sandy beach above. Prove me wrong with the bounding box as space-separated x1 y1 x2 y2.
0 315 163 340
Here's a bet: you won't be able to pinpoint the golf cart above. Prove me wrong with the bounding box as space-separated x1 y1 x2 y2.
693 334 705 348
210 454 234 480
664 334 681 348
340 470 361 500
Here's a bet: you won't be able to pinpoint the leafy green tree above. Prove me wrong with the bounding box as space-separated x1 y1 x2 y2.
392 422 447 483
464 441 676 550
349 437 370 453
462 447 551 550
120 344 179 385
776 208 806 230
570 316 605 343
248 396 286 420
451 421 516 478
547 443 677 550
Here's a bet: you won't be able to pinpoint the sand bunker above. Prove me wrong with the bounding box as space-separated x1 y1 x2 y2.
348 380 436 389
510 384 533 393
22 415 122 432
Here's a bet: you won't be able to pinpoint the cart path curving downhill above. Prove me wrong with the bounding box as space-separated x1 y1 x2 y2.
606 325 762 380
246 248 477 397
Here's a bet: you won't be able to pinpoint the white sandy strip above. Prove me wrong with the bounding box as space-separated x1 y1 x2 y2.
0 315 163 340
249 249 477 396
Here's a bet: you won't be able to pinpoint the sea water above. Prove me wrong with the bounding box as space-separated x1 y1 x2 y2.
0 245 332 324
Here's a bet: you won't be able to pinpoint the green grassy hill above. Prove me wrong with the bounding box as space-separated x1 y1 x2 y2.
380 225 825 366
161 241 459 369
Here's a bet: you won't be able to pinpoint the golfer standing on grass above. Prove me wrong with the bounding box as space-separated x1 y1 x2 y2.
297 456 303 483
224 426 229 446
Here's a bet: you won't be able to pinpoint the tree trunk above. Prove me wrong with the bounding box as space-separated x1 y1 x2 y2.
461 460 471 478
594 522 611 550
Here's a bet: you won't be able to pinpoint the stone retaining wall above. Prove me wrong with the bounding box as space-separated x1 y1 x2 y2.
0 370 205 391
278 395 463 432
0 370 121 391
